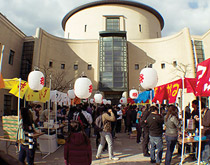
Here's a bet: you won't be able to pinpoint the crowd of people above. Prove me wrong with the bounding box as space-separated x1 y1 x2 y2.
15 99 210 165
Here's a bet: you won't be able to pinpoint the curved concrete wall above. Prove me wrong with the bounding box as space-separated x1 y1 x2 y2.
34 29 99 92
64 4 162 40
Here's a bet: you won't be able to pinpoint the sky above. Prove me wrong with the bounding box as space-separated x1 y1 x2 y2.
1 0 210 38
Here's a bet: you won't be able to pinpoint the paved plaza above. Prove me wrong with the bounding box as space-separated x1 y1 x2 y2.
0 118 199 165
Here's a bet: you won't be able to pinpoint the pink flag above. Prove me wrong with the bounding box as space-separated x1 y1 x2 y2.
196 58 210 96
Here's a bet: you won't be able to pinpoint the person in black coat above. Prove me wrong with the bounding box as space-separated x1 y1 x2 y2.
140 106 150 157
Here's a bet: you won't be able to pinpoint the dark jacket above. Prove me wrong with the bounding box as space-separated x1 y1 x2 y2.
202 109 210 136
191 109 199 129
126 109 132 126
64 132 92 165
164 115 181 137
146 113 164 137
140 110 150 128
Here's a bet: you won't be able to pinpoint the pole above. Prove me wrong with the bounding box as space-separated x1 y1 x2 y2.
197 97 202 165
55 90 58 136
48 75 51 137
18 78 21 126
180 77 185 164
0 45 5 72
150 89 152 104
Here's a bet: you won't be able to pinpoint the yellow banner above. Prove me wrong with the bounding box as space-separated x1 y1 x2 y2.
25 87 50 103
9 80 29 99
3 78 19 89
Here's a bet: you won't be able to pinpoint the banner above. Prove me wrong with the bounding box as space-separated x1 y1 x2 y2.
135 90 154 103
152 79 182 104
0 73 4 89
196 58 210 96
3 78 19 89
184 78 196 95
9 80 29 99
25 87 50 103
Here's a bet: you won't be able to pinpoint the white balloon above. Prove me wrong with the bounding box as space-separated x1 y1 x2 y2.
107 100 111 105
129 89 138 99
94 93 103 104
119 97 127 105
74 77 92 99
90 98 94 104
28 71 44 91
67 89 75 99
122 91 127 98
139 68 158 89
102 99 107 105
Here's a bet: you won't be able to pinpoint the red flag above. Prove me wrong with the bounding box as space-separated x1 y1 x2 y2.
0 73 4 89
167 79 182 103
184 78 196 94
152 79 182 104
152 84 168 104
196 58 210 96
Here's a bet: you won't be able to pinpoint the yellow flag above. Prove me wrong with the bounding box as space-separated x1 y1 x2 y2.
25 87 50 103
9 80 29 99
0 73 5 89
3 78 19 89
39 87 50 102
25 88 40 102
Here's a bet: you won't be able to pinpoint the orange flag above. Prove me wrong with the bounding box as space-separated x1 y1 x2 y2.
0 73 5 89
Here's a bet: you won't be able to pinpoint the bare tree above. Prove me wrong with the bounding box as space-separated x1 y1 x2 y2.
166 62 192 79
40 66 79 92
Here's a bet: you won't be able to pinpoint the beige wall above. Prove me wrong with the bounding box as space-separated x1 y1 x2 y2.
128 28 196 106
64 5 162 40
0 13 26 116
34 28 99 94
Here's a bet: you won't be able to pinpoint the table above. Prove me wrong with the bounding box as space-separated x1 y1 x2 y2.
178 137 209 161
0 132 44 154
0 136 16 154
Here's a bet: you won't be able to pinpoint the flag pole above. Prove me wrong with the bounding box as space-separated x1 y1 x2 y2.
180 77 185 164
0 45 5 72
197 96 202 165
18 78 21 125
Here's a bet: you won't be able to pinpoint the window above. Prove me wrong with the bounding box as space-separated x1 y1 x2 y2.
148 64 153 68
84 25 87 32
106 17 120 31
135 64 139 70
9 50 15 65
139 24 141 32
61 64 65 69
4 95 12 115
74 64 78 70
49 61 53 67
99 36 127 90
88 64 92 70
161 63 165 69
173 61 177 67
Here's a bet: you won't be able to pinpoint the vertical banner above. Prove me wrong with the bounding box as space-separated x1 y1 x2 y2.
196 58 210 96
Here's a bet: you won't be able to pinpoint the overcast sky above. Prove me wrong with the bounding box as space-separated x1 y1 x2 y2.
1 0 210 38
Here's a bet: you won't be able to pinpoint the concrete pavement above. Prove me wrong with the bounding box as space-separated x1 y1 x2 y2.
0 120 198 165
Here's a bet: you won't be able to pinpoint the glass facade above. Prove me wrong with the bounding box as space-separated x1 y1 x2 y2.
194 40 205 63
192 40 205 74
106 17 120 31
20 41 34 80
99 36 127 91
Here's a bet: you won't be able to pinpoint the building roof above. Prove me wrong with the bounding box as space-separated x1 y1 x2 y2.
62 0 164 31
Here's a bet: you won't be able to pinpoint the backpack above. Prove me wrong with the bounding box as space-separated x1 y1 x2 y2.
72 112 89 128
94 115 103 132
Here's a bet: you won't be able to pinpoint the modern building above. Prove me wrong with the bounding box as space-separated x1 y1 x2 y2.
0 0 209 116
